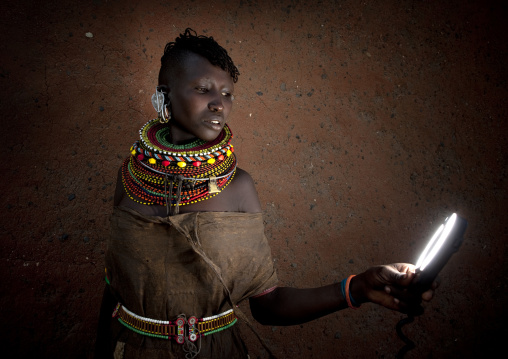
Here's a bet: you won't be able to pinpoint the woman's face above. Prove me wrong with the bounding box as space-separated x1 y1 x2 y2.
164 53 235 144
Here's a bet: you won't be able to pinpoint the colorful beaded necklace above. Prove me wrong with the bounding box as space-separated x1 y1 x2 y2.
122 118 237 215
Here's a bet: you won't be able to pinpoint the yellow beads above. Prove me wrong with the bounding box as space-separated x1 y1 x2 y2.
207 158 215 164
177 161 186 168
148 158 156 164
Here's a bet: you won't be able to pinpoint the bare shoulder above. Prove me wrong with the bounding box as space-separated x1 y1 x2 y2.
232 167 256 187
227 167 262 213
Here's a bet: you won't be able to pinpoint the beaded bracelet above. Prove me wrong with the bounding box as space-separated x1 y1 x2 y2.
340 275 361 309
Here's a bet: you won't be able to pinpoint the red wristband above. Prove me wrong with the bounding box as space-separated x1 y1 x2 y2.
345 275 360 309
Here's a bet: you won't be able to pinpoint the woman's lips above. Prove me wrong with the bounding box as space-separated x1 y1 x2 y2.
204 117 223 131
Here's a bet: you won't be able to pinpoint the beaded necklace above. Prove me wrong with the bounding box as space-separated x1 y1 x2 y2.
122 118 237 215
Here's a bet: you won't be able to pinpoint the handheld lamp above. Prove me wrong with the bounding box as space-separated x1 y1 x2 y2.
396 213 467 358
411 213 468 293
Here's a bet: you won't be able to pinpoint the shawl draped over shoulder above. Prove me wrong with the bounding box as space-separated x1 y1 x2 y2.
104 206 278 358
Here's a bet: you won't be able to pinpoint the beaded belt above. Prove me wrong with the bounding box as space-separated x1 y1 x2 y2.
112 303 237 343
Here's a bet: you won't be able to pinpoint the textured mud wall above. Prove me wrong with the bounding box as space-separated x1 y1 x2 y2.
1 0 506 358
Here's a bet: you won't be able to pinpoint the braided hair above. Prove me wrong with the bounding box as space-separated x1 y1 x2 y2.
159 28 240 84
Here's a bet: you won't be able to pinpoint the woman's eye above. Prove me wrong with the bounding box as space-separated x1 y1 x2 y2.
196 87 208 93
222 92 234 100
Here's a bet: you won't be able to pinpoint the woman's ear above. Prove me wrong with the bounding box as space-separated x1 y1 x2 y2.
157 85 170 104
157 84 169 94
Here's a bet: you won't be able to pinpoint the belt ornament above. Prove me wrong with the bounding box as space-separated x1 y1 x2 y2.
112 303 237 343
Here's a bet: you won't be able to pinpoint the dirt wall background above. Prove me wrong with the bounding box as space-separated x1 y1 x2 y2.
1 0 506 358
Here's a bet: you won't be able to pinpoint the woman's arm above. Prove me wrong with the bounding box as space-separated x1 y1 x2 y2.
249 264 434 326
249 283 347 326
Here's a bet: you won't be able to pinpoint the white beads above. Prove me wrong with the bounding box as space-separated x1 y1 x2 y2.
121 305 170 325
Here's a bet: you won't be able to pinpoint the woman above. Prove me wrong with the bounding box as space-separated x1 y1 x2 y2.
95 28 435 359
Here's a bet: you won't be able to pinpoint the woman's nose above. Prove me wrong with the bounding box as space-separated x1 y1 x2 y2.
208 93 224 112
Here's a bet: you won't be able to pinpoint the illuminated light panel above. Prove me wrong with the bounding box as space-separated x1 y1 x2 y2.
415 213 458 271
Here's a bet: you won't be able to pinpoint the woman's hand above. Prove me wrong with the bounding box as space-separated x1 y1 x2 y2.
249 263 439 326
349 263 438 314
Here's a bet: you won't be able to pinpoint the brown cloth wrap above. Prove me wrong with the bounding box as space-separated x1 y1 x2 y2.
104 206 278 358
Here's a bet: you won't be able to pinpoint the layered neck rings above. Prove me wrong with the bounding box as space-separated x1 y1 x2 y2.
121 118 236 215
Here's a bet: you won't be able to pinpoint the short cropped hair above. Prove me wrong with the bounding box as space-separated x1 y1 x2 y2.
159 28 240 84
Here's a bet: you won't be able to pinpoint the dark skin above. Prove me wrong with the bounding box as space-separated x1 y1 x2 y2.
110 52 436 329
